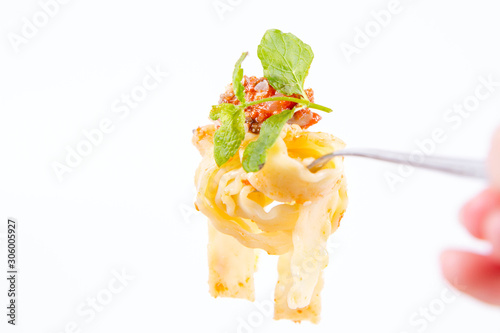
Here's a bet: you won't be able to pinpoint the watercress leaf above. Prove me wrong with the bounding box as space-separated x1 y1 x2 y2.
242 108 295 172
257 29 313 98
233 52 248 103
213 104 245 167
209 103 228 121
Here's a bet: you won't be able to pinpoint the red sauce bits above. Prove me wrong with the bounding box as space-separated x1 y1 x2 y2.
218 76 321 134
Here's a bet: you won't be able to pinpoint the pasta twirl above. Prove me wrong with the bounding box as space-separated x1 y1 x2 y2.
193 124 347 322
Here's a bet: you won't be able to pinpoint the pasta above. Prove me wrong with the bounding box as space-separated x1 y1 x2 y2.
193 124 347 322
192 29 348 323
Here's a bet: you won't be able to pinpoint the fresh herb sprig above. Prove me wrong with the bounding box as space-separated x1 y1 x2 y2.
258 29 314 101
242 107 296 172
210 29 331 172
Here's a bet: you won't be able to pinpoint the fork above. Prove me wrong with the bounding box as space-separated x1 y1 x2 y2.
307 148 488 179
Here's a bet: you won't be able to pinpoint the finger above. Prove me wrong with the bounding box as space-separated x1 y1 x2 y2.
489 126 500 190
461 188 500 239
484 209 500 262
440 250 500 305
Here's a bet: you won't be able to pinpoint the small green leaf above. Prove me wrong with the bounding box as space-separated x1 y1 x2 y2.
242 108 295 172
257 29 313 99
233 52 248 103
212 104 245 167
209 104 227 121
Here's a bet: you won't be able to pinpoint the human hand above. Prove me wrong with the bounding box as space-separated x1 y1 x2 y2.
440 127 500 305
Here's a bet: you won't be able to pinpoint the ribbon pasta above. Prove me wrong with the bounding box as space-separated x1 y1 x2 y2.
193 123 348 323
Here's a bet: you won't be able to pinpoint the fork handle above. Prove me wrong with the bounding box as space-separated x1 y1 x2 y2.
337 148 489 180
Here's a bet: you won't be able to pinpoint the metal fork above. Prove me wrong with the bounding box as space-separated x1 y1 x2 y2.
307 148 488 179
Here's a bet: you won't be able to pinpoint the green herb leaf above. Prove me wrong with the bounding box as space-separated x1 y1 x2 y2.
242 108 295 172
257 29 313 99
209 103 227 121
212 104 246 167
233 52 248 103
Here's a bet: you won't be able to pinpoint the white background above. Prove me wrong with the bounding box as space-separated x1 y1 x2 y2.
1 0 500 332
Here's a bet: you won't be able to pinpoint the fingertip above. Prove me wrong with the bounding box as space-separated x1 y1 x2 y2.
461 198 483 239
440 249 500 305
461 189 500 239
489 126 500 190
440 250 468 292
484 209 500 261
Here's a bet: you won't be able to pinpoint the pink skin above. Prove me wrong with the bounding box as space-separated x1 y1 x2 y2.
440 127 500 305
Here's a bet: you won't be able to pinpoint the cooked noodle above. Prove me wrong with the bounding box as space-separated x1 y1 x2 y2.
193 123 347 323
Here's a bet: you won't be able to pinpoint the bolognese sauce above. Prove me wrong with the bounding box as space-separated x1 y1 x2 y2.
219 76 321 134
